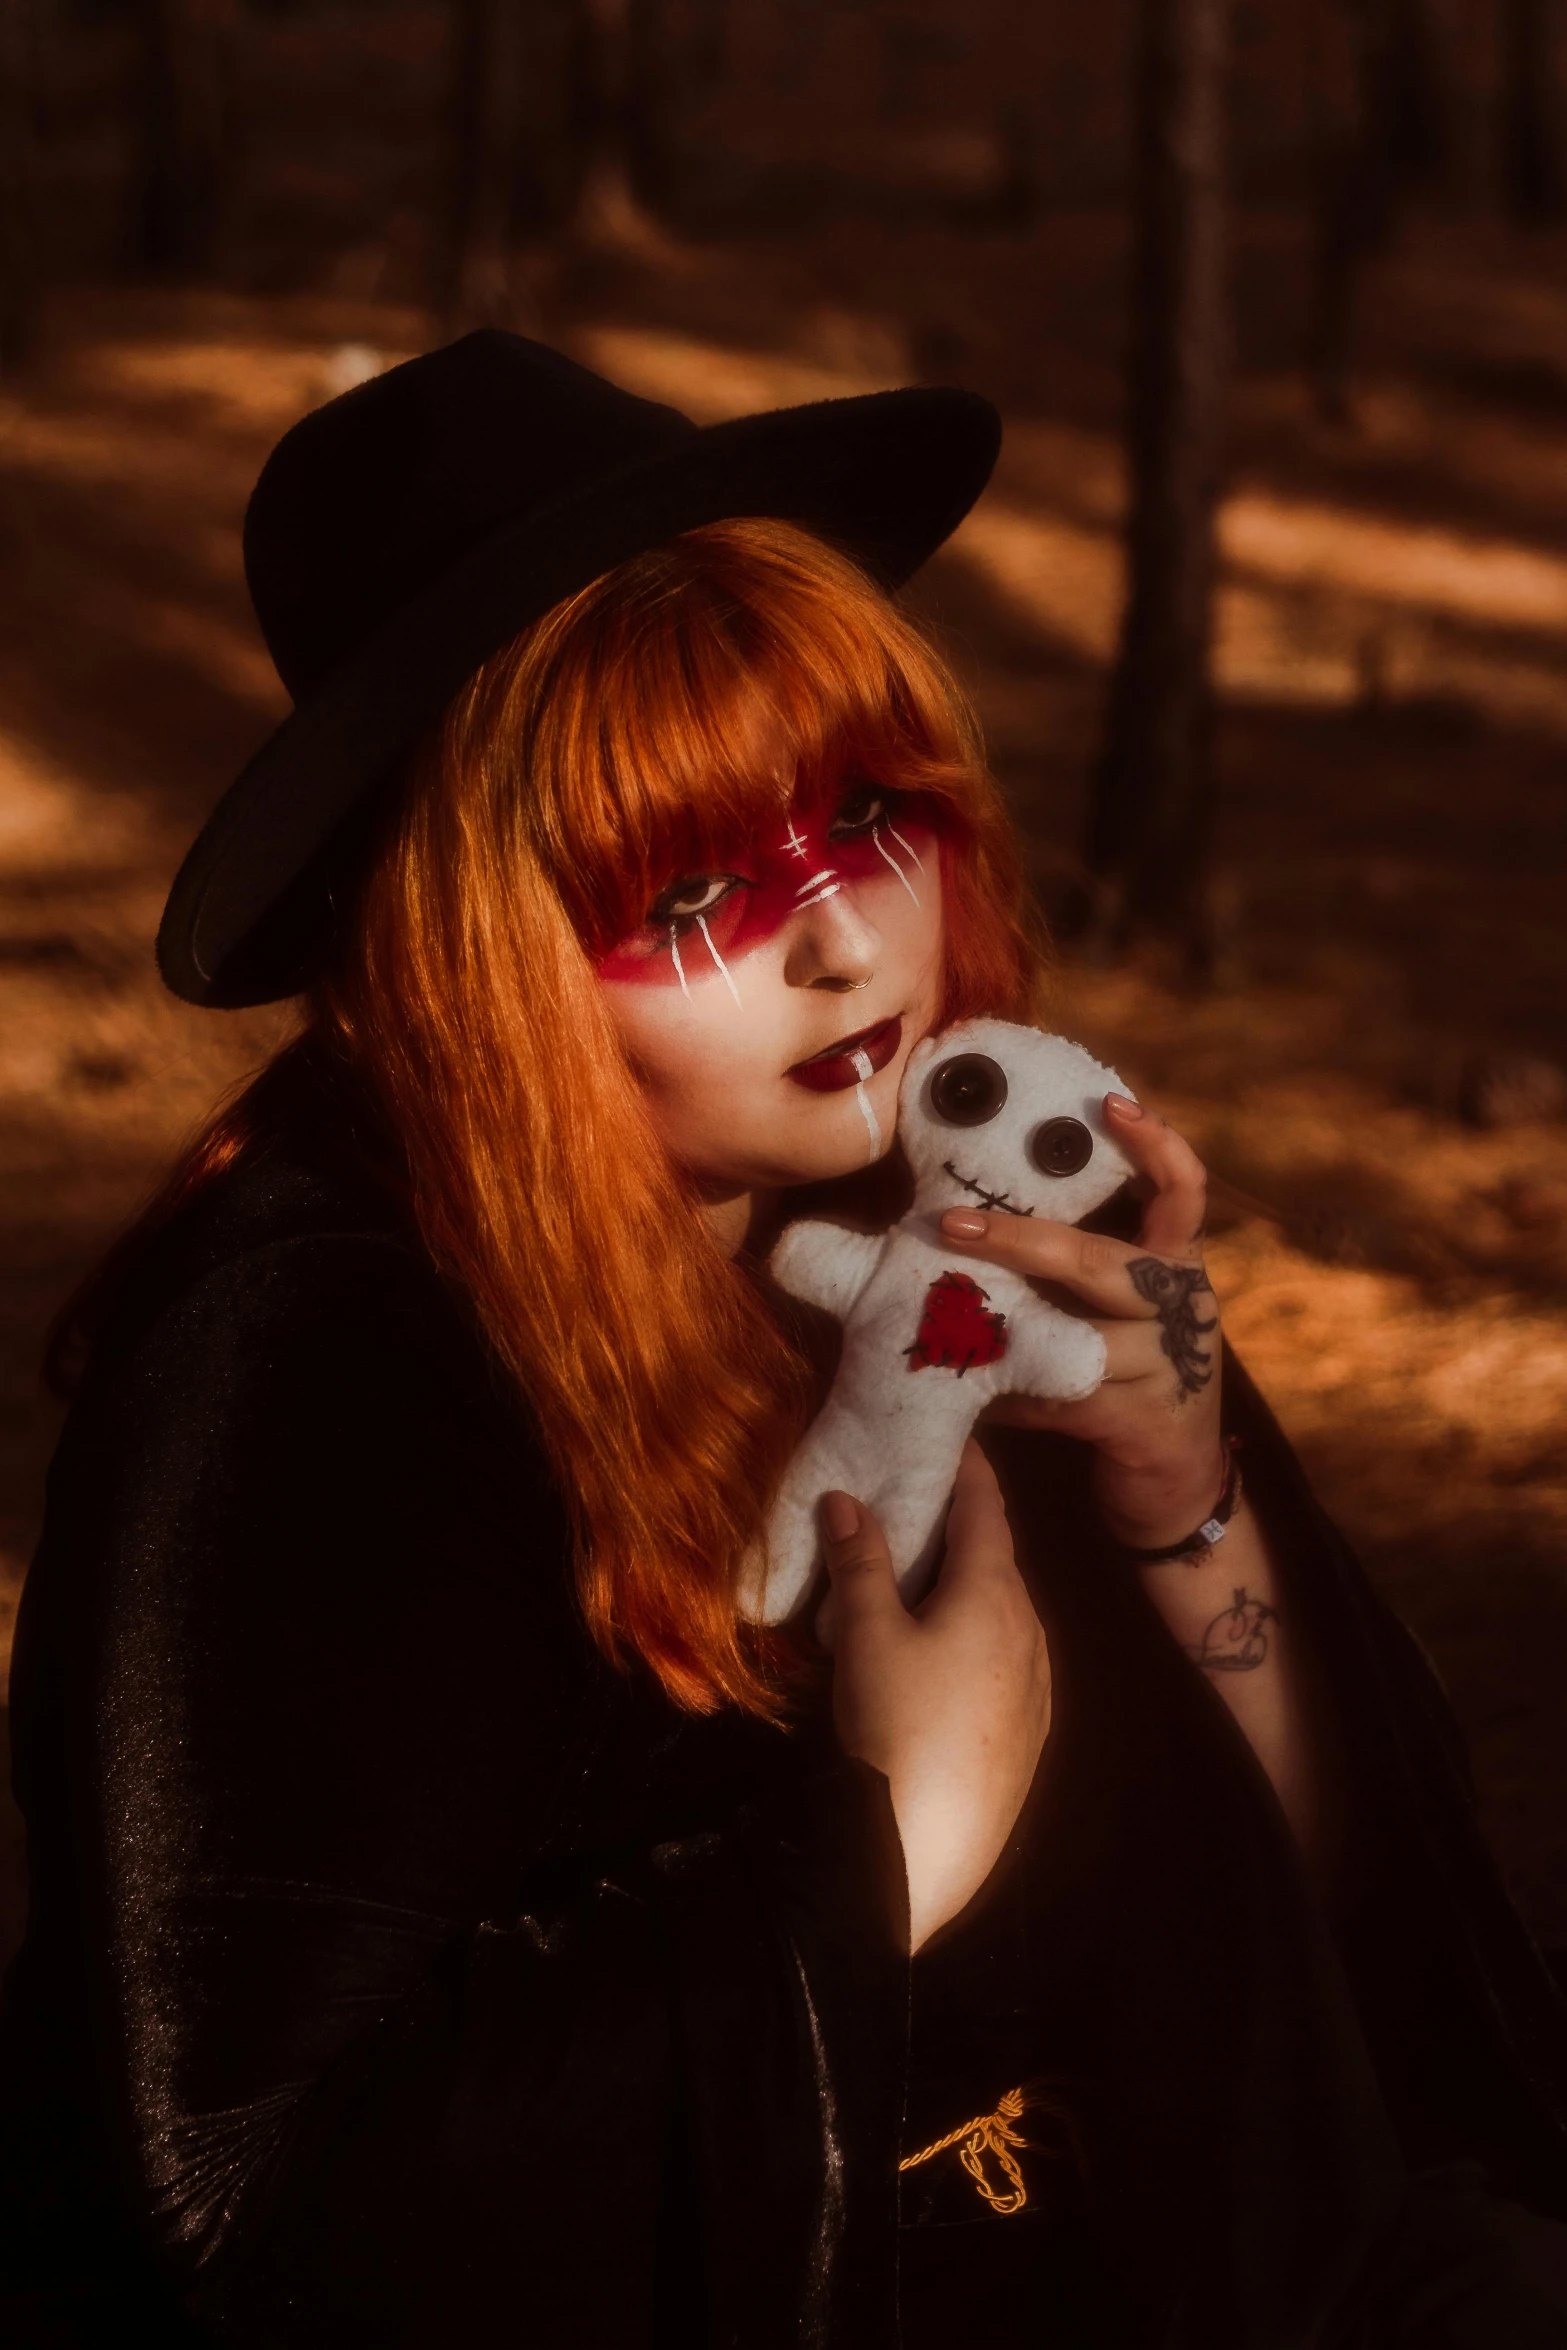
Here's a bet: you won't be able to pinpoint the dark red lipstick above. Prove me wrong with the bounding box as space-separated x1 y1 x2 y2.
788 1015 903 1093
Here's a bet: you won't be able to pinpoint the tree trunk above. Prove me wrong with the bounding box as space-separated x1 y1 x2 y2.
138 0 229 277
1503 0 1567 219
0 0 39 371
569 0 664 253
448 0 534 325
1306 0 1457 422
1086 0 1230 963
445 0 661 323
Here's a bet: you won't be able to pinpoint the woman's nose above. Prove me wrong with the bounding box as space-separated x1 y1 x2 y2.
783 892 881 992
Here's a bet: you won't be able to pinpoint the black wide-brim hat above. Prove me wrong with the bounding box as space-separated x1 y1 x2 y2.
156 330 1001 1007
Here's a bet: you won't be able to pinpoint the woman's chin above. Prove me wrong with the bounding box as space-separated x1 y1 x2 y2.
688 1139 891 1196
782 1132 900 1187
678 1082 903 1192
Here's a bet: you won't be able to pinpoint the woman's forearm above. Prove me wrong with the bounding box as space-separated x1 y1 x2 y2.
1134 1500 1340 1892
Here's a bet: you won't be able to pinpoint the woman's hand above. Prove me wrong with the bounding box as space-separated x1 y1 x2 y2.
939 1094 1227 1551
931 1104 1346 1889
823 1441 1051 1952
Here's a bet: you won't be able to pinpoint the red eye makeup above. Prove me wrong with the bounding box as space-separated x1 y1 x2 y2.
594 787 932 998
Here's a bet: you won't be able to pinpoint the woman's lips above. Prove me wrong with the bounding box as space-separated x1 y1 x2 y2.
788 1015 903 1093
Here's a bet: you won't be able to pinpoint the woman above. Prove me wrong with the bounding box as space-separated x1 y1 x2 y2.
2 332 1566 2348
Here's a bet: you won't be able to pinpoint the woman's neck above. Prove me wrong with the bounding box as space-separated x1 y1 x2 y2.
700 1187 783 1262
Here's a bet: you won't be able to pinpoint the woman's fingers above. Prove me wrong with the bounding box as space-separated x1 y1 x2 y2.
938 1206 1154 1316
980 1314 1199 1421
1102 1093 1208 1261
1090 1316 1175 1381
938 1099 1211 1311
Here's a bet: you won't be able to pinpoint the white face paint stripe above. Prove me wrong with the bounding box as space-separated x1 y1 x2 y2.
781 821 809 859
794 868 837 897
871 826 920 906
849 1047 874 1082
793 881 842 910
854 1081 882 1159
694 913 743 1006
887 823 925 872
668 925 691 1000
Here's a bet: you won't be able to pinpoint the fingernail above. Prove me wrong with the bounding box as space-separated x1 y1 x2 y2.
1106 1093 1143 1119
822 1491 859 1543
941 1208 987 1239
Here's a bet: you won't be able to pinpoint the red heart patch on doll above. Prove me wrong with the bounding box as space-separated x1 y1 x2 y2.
905 1271 1008 1375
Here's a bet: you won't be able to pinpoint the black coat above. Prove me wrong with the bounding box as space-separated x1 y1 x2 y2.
3 1062 1567 2348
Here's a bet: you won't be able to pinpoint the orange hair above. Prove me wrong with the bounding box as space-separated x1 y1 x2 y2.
62 520 1045 1719
315 520 1043 1715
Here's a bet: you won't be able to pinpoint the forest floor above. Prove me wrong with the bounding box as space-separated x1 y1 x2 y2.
2 209 1566 1966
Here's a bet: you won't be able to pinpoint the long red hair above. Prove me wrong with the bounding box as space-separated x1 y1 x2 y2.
67 520 1046 1717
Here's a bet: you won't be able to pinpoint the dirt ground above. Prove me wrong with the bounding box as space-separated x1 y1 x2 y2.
2 213 1566 1966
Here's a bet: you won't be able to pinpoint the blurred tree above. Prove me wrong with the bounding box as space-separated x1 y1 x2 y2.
449 0 537 325
445 0 664 328
1086 0 1231 967
1306 0 1456 423
569 0 667 252
0 0 39 370
1502 0 1567 219
137 0 232 277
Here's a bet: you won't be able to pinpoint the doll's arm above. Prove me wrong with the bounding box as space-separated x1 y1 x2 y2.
1001 1291 1106 1402
770 1220 885 1319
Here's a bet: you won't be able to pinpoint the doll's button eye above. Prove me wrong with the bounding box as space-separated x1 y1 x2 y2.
929 1053 1008 1126
1029 1117 1094 1177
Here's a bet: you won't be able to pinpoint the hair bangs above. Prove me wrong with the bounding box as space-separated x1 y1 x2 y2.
463 519 990 960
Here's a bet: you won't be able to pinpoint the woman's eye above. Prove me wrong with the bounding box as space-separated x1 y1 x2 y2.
827 788 887 839
651 873 739 926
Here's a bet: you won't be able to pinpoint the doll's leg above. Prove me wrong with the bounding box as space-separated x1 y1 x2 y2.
757 1399 985 1619
862 1414 979 1603
755 1470 826 1623
756 1416 870 1623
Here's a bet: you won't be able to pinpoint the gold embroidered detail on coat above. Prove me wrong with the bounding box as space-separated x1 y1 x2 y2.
898 2085 1030 2215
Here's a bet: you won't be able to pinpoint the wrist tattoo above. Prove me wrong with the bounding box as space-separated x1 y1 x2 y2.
1127 1257 1217 1400
1184 1587 1277 1675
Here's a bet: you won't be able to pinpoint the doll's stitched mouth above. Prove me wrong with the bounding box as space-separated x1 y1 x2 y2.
942 1161 1035 1216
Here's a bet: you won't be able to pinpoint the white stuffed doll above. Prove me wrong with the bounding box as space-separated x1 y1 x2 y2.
741 1019 1136 1625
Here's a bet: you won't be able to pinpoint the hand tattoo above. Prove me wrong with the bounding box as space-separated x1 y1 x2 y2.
1184 1587 1277 1674
1126 1256 1217 1400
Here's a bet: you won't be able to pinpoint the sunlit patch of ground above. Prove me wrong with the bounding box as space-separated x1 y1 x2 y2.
0 275 1563 1959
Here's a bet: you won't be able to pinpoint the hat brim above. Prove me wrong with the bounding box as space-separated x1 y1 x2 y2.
157 384 1000 1008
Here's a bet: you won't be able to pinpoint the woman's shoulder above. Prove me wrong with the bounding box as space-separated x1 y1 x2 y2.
58 1070 554 1533
79 1060 465 1389
15 1091 602 1955
127 1154 454 1375
28 1079 576 1698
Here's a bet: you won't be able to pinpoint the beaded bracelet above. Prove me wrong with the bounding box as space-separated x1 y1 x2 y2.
1106 1438 1243 1565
